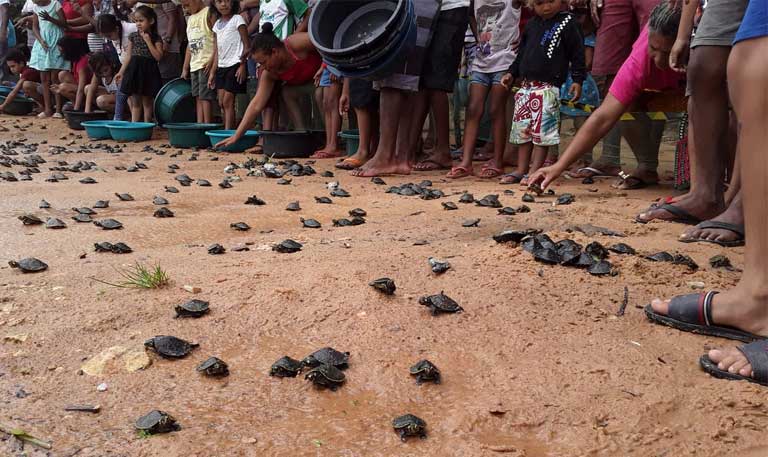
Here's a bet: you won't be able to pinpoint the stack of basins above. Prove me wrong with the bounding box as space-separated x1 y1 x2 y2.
309 0 416 80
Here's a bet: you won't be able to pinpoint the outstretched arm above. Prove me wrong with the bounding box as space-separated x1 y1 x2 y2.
215 70 276 147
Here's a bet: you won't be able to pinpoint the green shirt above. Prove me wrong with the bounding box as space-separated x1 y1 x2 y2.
259 0 308 40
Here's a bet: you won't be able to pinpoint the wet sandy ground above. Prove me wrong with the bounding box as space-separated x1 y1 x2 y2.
1 117 766 457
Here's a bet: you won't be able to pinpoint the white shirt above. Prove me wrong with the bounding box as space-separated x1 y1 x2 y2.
111 21 137 64
471 0 521 73
441 0 469 11
213 15 246 68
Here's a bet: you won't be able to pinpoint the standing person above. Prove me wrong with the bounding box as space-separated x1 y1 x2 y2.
180 0 216 123
86 0 114 53
52 36 91 110
0 0 11 83
310 64 344 158
448 0 522 179
154 0 183 84
335 77 380 170
115 5 164 122
501 0 585 185
96 14 136 119
29 0 69 118
209 0 249 129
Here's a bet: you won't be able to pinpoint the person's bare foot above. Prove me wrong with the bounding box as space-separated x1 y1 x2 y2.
350 155 411 177
706 345 756 379
679 193 744 244
311 147 345 159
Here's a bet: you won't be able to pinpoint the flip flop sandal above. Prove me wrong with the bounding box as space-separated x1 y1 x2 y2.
614 174 648 190
635 203 703 225
699 340 768 387
679 221 745 247
335 158 365 170
566 166 614 179
644 291 763 343
499 172 523 184
479 166 503 179
446 166 473 179
414 159 452 171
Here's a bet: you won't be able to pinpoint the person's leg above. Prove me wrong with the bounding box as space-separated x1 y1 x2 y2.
222 91 236 130
280 84 308 130
51 72 63 114
479 84 509 178
455 82 489 172
408 90 434 167
141 96 153 122
39 71 53 116
351 87 411 177
96 93 116 113
615 115 663 189
571 75 622 177
22 81 44 108
129 95 142 122
515 142 533 177
430 89 451 164
324 81 343 154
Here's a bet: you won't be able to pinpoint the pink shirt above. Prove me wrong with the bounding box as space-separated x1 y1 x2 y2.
608 28 685 106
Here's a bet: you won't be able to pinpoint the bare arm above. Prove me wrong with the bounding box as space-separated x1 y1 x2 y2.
295 7 310 33
468 0 477 40
0 77 25 110
84 74 99 113
74 66 89 110
31 14 46 48
208 31 218 87
181 45 191 79
163 4 178 48
238 23 250 60
145 35 165 61
216 71 276 147
115 40 132 83
669 0 699 71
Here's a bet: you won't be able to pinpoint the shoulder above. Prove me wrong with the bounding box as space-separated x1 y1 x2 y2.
234 14 246 25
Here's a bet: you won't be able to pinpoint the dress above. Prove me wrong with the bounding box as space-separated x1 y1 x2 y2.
119 32 163 97
29 1 70 71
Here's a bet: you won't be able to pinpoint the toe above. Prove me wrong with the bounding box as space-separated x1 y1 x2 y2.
650 298 670 315
728 357 750 374
739 364 754 377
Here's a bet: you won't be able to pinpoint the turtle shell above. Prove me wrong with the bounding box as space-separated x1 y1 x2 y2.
175 299 210 318
497 207 517 215
115 193 134 201
574 252 595 268
333 218 352 227
230 222 250 231
94 242 114 252
269 356 303 377
409 359 441 384
608 243 636 255
442 202 458 211
371 177 386 185
314 196 333 204
369 277 396 295
709 255 733 270
588 260 614 276
419 180 433 187
349 208 367 217
276 178 292 185
111 242 132 254
516 205 531 213
285 201 301 211
245 195 266 205
165 186 179 193
532 247 560 264
476 195 502 208
196 357 229 377
321 170 334 178
556 193 575 205
420 189 444 200
535 234 556 251
672 254 699 270
521 193 535 203
493 230 536 244
9 258 48 273
153 196 169 205
196 179 211 187
273 240 302 253
462 218 480 228
585 242 609 260
645 251 674 262
392 414 426 441
93 200 109 209
301 218 321 229
458 193 474 204
528 183 544 195
144 335 198 358
46 218 67 229
135 410 180 434
330 188 350 198
94 219 123 230
218 180 233 189
73 207 96 215
305 364 346 389
301 347 350 369
39 200 51 209
419 292 463 315
428 258 451 274
208 244 226 255
72 213 93 223
79 177 97 184
19 214 44 225
349 216 366 226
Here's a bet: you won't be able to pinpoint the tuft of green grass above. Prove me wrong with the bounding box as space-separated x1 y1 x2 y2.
137 430 153 439
91 263 171 289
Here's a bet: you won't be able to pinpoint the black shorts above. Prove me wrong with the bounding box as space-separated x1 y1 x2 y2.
214 64 247 94
420 6 469 92
349 78 379 110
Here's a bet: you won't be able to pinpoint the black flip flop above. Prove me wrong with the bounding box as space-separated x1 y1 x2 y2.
700 340 768 387
679 221 745 247
635 203 703 225
644 292 763 343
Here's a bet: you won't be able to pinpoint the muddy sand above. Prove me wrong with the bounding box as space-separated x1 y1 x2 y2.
0 117 765 457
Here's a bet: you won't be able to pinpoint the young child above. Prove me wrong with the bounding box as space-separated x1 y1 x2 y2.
449 0 522 179
209 0 249 130
500 0 585 185
52 36 91 111
181 0 216 123
84 51 119 113
335 77 379 170
311 64 343 159
0 47 44 112
96 14 135 119
115 5 164 122
28 0 68 118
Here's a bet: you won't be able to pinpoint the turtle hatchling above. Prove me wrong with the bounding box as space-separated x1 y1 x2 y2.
521 193 535 203
305 364 345 390
152 207 174 218
153 196 169 205
333 218 353 227
79 177 97 184
196 357 229 377
497 207 517 216
371 177 386 185
9 258 48 273
410 360 441 384
442 202 458 211
175 299 210 318
301 347 350 370
419 292 463 315
45 218 67 229
135 410 180 435
144 335 198 358
428 257 451 274
458 192 474 204
286 201 301 211
645 251 674 262
556 193 575 205
94 219 123 230
208 244 226 255
115 193 134 201
301 218 321 229
39 200 51 209
269 356 303 377
165 186 179 193
330 188 350 198
218 180 232 189
608 243 636 255
196 179 211 187
273 239 302 253
588 260 615 276
392 414 427 441
245 195 266 205
369 277 396 295
462 218 480 228
230 222 251 231
18 214 43 225
73 207 96 215
315 196 333 204
349 208 367 217
476 195 502 208
72 213 93 223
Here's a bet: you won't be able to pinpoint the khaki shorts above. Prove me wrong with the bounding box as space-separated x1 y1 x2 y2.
190 68 216 101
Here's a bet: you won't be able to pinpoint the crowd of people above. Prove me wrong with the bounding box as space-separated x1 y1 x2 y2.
0 0 767 385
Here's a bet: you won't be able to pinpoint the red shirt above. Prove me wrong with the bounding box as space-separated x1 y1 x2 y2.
62 0 91 39
21 67 41 83
72 54 92 84
276 41 322 86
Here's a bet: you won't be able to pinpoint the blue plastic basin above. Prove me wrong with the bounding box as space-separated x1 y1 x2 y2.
81 120 131 140
205 130 260 152
108 122 156 142
164 122 223 148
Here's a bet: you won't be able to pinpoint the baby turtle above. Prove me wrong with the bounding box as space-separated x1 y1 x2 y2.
710 255 734 270
196 357 229 377
458 192 474 204
165 186 179 193
135 410 180 435
333 218 353 227
608 243 636 255
39 200 51 209
93 200 109 209
18 214 43 225
153 196 169 205
115 193 134 201
94 219 123 230
349 208 367 217
218 180 233 189
442 202 458 211
79 177 97 184
315 196 333 204
516 204 531 213
196 179 211 187
72 207 96 215
556 193 575 205
574 252 595 268
588 260 614 276
476 194 502 208
245 195 266 205
144 336 199 359
302 347 350 370
273 239 302 253
582 176 595 185
94 242 133 254
72 213 93 223
672 254 699 270
369 277 396 295
392 414 427 441
462 218 480 228
371 177 386 185
208 244 226 255
9 258 48 273
330 188 350 198
45 218 67 229
269 356 303 377
645 251 674 262
419 292 463 315
305 363 346 390
428 257 451 274
153 207 174 218
301 218 322 229
493 230 533 244
175 299 210 318
528 182 544 196
410 360 441 384
230 222 251 231
285 201 301 211
497 207 517 216
276 178 291 185
585 242 609 260
321 170 334 178
521 193 535 203
532 247 560 265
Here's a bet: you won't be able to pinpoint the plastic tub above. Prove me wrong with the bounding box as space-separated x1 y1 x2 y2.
0 95 36 115
205 130 260 152
154 78 196 126
338 129 360 156
0 86 25 97
81 120 129 140
261 131 317 158
63 109 110 130
164 123 223 148
108 122 156 142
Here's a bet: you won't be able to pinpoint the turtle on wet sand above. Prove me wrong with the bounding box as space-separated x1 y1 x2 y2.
94 219 123 230
305 363 345 390
442 202 458 211
419 292 463 315
175 299 210 318
208 244 226 255
144 336 199 358
135 410 180 435
410 360 441 384
230 222 251 231
9 258 48 273
18 214 43 225
301 218 321 229
301 347 350 370
269 356 303 377
392 414 427 441
46 218 67 229
273 240 302 253
286 201 301 211
369 277 396 295
93 200 109 209
196 357 229 377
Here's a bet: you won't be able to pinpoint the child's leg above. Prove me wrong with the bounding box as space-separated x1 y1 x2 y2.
456 82 490 171
344 107 374 164
114 91 129 120
40 71 52 116
23 81 44 109
529 145 549 176
201 100 213 124
129 95 142 122
323 81 342 153
141 96 153 123
515 142 533 176
222 91 236 130
96 93 116 112
51 72 62 113
482 82 510 176
195 98 203 123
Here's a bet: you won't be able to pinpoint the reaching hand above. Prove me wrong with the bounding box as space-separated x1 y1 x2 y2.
500 73 513 90
339 93 349 116
669 38 690 72
568 83 582 103
527 164 565 190
215 134 241 150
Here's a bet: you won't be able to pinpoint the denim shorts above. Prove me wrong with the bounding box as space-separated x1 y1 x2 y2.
318 66 341 87
470 70 507 87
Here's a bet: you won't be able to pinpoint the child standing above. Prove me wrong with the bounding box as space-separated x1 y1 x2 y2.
209 0 249 130
0 48 44 112
115 5 164 122
501 0 584 185
29 0 68 117
181 0 216 123
449 0 522 179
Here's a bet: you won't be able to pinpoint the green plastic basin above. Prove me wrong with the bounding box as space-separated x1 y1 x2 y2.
0 95 36 116
81 120 131 140
164 123 223 148
154 78 196 126
205 130 260 152
338 129 360 156
108 122 156 142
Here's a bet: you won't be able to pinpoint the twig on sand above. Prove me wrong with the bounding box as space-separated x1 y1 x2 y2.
0 424 53 449
616 286 629 317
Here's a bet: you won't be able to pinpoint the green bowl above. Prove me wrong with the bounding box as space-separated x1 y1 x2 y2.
0 95 36 116
164 123 223 148
205 130 260 152
154 78 196 126
81 120 131 140
108 122 156 142
338 129 360 156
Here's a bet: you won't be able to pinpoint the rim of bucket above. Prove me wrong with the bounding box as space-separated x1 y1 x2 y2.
163 123 224 130
154 78 192 125
108 122 157 129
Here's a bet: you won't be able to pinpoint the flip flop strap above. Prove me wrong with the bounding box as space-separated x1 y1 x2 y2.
738 340 768 382
696 221 745 237
668 291 719 326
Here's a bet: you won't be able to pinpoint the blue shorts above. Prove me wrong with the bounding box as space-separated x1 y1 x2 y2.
734 0 768 43
470 70 506 87
319 66 341 87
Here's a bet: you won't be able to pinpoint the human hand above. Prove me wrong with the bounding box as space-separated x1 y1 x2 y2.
669 38 690 72
329 72 339 84
215 133 241 150
115 72 123 84
207 76 215 89
38 11 55 23
590 0 601 28
339 93 349 116
40 40 50 51
313 67 323 87
527 164 566 190
140 30 153 44
568 83 582 103
236 64 246 84
203 58 214 75
500 73 513 90
0 104 6 113
180 69 189 80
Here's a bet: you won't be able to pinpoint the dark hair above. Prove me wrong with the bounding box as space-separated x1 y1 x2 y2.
97 14 119 34
57 37 90 63
648 1 682 37
88 52 118 73
250 22 283 54
210 0 241 19
6 47 29 64
133 5 162 43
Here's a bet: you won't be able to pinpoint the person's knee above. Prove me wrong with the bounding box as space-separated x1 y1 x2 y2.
688 50 727 91
466 96 485 120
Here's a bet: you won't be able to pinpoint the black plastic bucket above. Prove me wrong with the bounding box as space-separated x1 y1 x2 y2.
262 131 317 158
